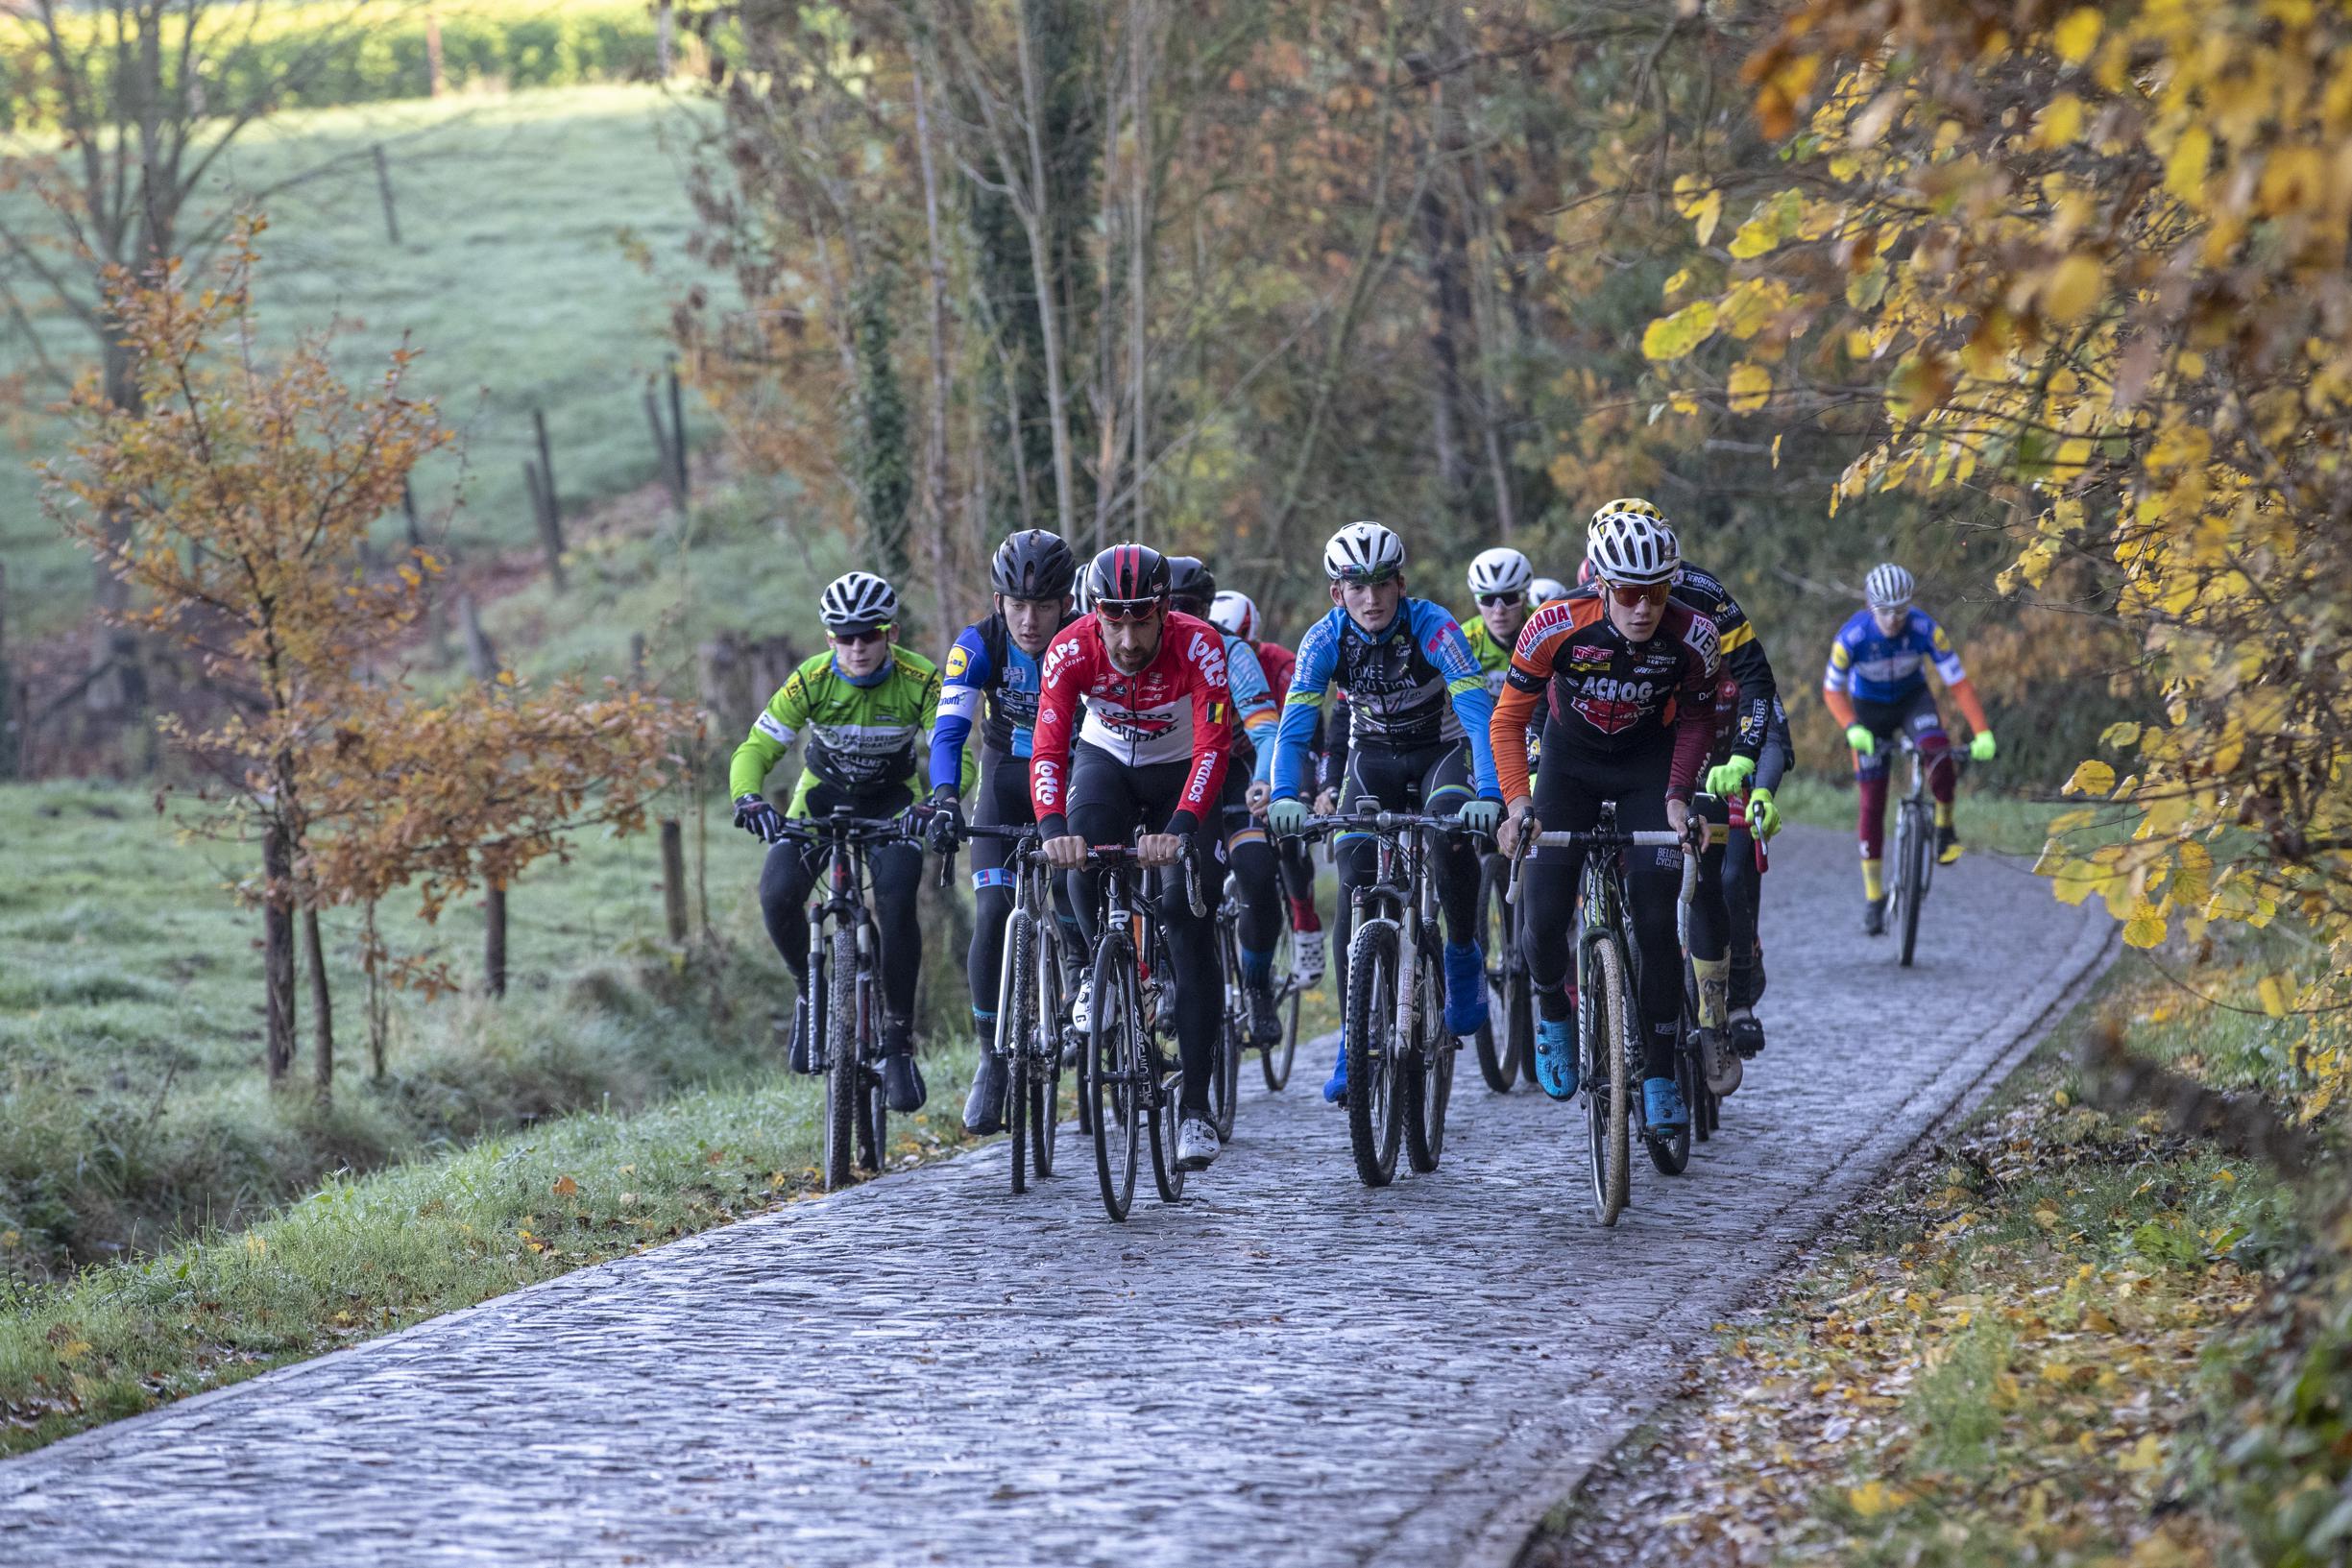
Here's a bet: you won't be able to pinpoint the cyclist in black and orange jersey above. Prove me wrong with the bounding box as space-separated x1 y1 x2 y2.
1492 504 1719 1133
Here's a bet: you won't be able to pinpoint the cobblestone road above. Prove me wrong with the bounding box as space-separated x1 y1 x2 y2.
0 827 2112 1567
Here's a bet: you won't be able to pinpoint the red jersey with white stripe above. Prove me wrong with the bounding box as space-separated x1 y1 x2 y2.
1255 639 1297 704
1031 610 1234 832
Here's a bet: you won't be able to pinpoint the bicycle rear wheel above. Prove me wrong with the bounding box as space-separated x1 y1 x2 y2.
1087 935 1142 1221
1405 937 1452 1172
1898 802 1927 967
1001 910 1034 1194
1473 858 1515 1092
1582 932 1634 1226
1210 934 1242 1143
1263 920 1299 1091
1344 920 1405 1187
820 925 858 1192
1147 1006 1187 1202
1648 964 1695 1175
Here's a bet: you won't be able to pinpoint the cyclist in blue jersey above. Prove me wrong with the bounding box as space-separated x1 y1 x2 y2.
1265 521 1504 1103
928 530 1080 1135
1821 563 1996 934
1168 558 1289 1046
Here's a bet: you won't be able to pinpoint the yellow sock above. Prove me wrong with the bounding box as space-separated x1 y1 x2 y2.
1934 801 1953 829
1862 858 1885 901
1691 955 1729 1029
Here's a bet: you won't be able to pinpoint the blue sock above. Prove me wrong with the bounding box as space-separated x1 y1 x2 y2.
1241 947 1274 985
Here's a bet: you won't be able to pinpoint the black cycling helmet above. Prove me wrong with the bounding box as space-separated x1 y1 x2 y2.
1165 555 1216 612
1085 543 1171 608
990 529 1077 601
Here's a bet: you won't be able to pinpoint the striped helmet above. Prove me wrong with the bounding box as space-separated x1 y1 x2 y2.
818 570 899 633
1585 505 1680 587
1085 543 1171 606
1208 590 1259 642
1865 562 1915 609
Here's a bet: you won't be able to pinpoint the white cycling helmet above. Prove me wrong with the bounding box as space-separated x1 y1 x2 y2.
818 569 899 633
1530 576 1572 606
1865 562 1916 609
1208 589 1259 642
1467 546 1533 601
1586 502 1680 586
1323 520 1407 582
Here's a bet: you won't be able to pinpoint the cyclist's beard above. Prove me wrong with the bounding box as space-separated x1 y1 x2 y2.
1104 624 1161 673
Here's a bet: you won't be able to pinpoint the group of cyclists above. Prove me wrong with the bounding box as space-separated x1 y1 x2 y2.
728 500 1997 1187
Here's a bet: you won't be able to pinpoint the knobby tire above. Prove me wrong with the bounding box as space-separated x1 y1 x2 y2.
1345 920 1405 1188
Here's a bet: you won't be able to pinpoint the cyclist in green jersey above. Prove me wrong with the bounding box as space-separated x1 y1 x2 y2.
730 570 974 1113
1463 546 1535 694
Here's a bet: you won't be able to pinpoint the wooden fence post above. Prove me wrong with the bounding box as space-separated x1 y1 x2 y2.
372 143 402 246
661 818 689 943
485 880 508 998
668 366 689 502
460 593 498 682
523 461 569 591
0 560 16 780
264 824 297 1083
645 380 686 515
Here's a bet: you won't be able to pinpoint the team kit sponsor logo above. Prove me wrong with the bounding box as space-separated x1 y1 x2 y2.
1566 675 1661 735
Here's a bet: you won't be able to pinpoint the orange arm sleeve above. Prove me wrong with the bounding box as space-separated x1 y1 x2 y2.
1491 681 1541 804
1821 685 1857 730
1946 676 1991 736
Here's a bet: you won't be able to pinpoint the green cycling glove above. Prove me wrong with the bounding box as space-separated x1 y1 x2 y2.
1268 797 1310 837
1705 754 1757 797
1845 723 1877 756
1456 797 1502 836
1970 731 1997 762
1746 785 1782 840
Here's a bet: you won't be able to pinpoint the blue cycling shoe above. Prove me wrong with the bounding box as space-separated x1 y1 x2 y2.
1442 941 1490 1036
1644 1075 1689 1130
1533 1016 1579 1099
1322 1034 1348 1104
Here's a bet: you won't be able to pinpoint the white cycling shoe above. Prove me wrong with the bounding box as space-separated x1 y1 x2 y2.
1069 973 1094 1037
1701 1026 1743 1097
1292 929 1326 989
1176 1117 1222 1171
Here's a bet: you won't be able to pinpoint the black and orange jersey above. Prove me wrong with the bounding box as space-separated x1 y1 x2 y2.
1491 589 1719 802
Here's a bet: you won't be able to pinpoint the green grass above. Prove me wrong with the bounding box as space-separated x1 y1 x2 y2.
0 769 941 1279
1 82 720 641
0 1049 982 1456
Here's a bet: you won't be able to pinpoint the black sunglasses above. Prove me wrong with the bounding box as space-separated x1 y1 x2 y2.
1476 592 1523 608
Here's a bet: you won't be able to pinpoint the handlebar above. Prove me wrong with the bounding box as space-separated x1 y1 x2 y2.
1281 808 1489 844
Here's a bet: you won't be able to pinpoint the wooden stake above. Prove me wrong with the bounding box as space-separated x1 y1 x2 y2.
485 880 508 998
303 905 333 1102
372 143 402 246
524 459 568 590
661 818 688 943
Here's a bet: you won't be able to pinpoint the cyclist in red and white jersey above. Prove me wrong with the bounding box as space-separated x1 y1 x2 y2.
1033 543 1235 1171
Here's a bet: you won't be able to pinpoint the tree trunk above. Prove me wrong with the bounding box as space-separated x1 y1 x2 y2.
484 880 508 998
661 818 689 944
1416 70 1479 532
365 901 389 1083
303 904 333 1102
263 824 297 1083
910 60 960 631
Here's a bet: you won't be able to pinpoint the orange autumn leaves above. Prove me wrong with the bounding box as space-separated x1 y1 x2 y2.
51 222 687 986
1644 1 2352 1120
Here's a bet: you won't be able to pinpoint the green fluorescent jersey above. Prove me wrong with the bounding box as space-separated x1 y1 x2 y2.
728 649 975 815
1462 616 1513 694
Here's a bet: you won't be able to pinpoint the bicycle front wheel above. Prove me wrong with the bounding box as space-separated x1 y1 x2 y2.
1582 931 1634 1226
1087 935 1143 1221
1001 909 1034 1194
1898 802 1928 967
1405 937 1452 1172
1031 922 1064 1178
1209 936 1241 1143
821 925 857 1193
1344 920 1405 1188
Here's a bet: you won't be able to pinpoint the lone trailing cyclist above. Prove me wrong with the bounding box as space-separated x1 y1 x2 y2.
1821 562 1997 935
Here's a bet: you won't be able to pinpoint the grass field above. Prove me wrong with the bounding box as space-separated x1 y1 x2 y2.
0 82 720 642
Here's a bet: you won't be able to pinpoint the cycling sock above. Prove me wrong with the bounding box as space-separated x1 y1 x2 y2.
1861 857 1885 901
1288 896 1321 931
1240 946 1275 986
1537 985 1572 1023
1934 800 1954 830
1691 955 1729 1029
972 1008 995 1050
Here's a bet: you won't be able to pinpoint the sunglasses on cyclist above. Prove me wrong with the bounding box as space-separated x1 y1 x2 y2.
830 625 891 647
1602 580 1671 609
1476 591 1523 608
1095 596 1163 624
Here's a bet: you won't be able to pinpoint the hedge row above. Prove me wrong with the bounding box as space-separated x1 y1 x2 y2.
0 3 690 133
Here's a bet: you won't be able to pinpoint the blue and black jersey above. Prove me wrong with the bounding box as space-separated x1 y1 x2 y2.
932 612 1060 787
1269 598 1498 801
1824 608 1967 707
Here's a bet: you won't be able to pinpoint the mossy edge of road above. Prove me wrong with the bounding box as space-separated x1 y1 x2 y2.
1519 930 2325 1567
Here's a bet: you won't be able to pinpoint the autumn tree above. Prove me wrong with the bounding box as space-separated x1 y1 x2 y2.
52 226 685 1096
